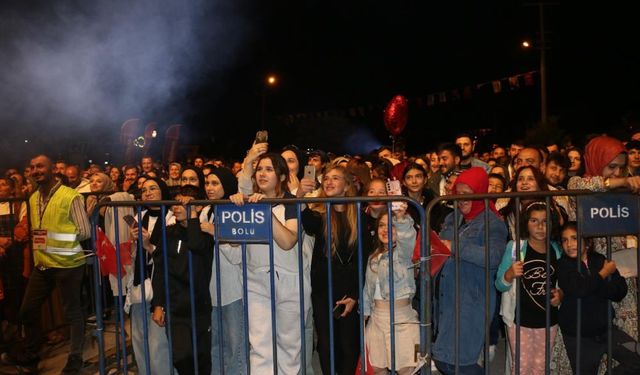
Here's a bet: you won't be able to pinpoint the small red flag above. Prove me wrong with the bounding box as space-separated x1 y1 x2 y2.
95 227 132 277
412 229 452 277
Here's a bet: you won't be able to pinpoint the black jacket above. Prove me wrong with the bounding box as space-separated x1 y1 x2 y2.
151 218 213 318
557 252 627 338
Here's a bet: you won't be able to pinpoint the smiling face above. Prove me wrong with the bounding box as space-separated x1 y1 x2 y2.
602 153 627 178
454 182 473 215
204 174 225 200
366 179 387 209
322 168 348 197
140 179 162 202
516 168 540 192
377 214 397 246
109 167 121 182
169 164 181 179
30 155 54 185
89 174 107 192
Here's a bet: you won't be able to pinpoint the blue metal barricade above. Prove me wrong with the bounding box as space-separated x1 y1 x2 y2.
89 190 640 374
90 195 428 374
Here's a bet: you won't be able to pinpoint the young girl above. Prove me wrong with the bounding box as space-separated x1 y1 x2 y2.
557 222 638 374
496 201 563 375
363 207 418 374
230 153 309 374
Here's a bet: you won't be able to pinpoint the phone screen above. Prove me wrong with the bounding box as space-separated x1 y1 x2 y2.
123 215 136 227
255 130 268 144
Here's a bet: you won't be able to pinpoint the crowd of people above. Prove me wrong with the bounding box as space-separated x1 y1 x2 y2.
1 129 640 374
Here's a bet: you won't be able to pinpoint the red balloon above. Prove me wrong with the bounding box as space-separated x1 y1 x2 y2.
383 95 409 136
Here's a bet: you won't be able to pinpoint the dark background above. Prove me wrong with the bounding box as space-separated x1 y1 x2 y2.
1 1 639 168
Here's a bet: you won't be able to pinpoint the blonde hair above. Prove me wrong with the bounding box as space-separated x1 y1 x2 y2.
310 166 358 256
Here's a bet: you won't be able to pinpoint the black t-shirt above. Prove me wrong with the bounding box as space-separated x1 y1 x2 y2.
518 243 558 328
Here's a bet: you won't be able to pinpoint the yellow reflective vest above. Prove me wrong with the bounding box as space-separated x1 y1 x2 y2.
29 186 86 268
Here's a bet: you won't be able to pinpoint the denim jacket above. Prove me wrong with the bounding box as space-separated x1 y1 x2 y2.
362 214 416 316
432 210 508 366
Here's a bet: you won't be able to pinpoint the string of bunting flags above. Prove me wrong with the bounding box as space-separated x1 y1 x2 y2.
276 70 538 125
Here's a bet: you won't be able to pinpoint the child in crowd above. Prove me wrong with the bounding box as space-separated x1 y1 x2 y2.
496 201 563 375
363 206 418 374
557 222 640 374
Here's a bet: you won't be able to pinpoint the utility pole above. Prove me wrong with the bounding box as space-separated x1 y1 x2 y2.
538 3 548 125
525 2 556 126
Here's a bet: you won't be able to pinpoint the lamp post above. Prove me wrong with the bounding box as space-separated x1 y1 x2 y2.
261 74 278 129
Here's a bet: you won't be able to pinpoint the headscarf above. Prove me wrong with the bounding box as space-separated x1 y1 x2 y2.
91 172 116 193
452 167 500 221
209 167 238 199
584 135 626 177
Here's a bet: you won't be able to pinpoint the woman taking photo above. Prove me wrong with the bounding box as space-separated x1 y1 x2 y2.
302 165 372 374
230 153 309 374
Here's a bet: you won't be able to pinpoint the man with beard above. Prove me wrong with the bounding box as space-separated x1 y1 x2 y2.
436 142 462 197
1 155 90 374
455 133 491 173
122 165 139 192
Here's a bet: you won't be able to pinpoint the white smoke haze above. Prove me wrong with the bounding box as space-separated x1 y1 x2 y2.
0 0 251 165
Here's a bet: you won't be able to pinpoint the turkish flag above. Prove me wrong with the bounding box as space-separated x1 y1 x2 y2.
95 227 132 277
412 229 451 277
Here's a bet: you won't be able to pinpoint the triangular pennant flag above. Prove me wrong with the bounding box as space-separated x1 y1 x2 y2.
438 92 447 103
492 80 502 93
508 76 520 90
524 72 535 86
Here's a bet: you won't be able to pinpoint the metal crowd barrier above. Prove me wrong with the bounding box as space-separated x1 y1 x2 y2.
91 196 429 375
425 189 640 375
88 190 640 375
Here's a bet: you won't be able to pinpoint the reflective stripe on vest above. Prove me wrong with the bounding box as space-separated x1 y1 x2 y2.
47 232 78 242
46 245 83 255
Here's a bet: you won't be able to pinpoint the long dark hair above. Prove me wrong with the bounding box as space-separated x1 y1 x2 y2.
519 200 561 241
252 153 290 197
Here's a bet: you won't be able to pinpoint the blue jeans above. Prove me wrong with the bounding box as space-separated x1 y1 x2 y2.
434 359 484 375
211 299 248 375
130 303 172 375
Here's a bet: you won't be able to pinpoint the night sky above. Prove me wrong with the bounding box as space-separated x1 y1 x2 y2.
1 1 638 168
